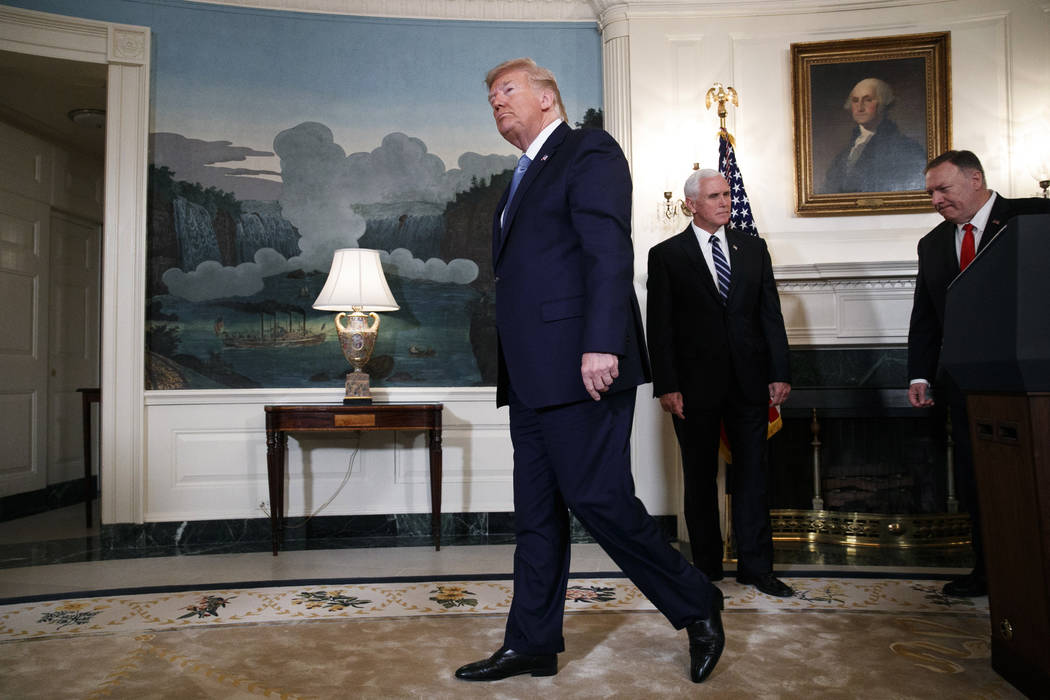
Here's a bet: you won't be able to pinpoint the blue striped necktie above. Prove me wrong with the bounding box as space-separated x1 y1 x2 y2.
709 234 731 303
501 154 531 234
507 154 531 207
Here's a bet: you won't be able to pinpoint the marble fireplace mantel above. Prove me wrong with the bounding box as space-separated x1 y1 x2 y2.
773 260 917 347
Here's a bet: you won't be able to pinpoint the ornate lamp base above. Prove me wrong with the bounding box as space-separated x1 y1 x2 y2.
343 370 373 405
335 310 380 405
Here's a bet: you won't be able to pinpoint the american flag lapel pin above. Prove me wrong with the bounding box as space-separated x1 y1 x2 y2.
541 154 549 161
732 244 739 251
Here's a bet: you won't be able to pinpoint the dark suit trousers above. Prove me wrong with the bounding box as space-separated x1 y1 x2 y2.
673 392 773 578
944 383 984 571
504 387 715 655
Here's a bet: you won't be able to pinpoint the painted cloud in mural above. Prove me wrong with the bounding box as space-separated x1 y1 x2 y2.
158 122 509 302
150 132 282 201
273 122 507 270
161 248 292 302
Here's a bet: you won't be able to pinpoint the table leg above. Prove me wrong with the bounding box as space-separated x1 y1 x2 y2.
82 392 93 528
429 427 442 551
266 430 287 555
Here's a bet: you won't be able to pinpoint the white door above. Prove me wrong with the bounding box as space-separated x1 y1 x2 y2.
47 211 101 487
0 188 50 497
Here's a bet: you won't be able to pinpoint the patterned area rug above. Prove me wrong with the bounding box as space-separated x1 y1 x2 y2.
0 577 1022 698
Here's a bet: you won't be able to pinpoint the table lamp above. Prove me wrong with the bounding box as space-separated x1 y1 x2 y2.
312 248 399 404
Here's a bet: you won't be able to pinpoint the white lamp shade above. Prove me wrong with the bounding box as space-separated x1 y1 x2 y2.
312 248 399 311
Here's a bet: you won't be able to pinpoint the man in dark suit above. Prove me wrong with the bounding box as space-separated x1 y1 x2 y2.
454 58 725 684
908 149 1050 597
646 169 793 598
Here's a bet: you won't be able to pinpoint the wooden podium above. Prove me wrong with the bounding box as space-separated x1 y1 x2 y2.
942 213 1050 697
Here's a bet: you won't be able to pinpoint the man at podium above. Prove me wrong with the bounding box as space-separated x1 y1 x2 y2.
907 149 1050 597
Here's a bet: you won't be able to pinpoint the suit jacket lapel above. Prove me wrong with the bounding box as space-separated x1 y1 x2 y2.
493 122 569 265
491 187 510 266
723 229 748 306
675 225 721 303
934 221 958 279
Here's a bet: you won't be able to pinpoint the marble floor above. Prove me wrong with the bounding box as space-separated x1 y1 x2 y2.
0 505 973 602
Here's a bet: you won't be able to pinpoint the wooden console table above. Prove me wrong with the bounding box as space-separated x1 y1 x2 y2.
264 403 443 556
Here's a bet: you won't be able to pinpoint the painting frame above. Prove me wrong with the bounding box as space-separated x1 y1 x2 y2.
791 32 951 216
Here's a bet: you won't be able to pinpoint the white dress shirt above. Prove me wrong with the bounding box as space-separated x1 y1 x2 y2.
502 118 563 226
954 191 998 261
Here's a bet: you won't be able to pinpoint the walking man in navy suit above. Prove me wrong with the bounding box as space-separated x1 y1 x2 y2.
454 58 725 684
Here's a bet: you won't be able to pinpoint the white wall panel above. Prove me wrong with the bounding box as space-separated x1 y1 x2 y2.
628 2 1043 268
144 389 521 522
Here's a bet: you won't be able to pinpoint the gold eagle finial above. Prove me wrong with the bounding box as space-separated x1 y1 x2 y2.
705 82 738 131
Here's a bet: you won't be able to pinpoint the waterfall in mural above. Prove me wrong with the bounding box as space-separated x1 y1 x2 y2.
238 204 301 263
172 198 222 272
358 211 446 260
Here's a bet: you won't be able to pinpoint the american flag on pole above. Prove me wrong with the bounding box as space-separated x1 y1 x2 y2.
716 128 783 463
718 129 758 234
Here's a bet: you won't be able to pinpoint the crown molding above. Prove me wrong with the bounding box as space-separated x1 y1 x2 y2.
773 260 917 280
187 0 598 21
590 0 953 20
188 0 958 22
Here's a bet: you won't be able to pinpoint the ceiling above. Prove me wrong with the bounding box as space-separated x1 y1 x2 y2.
0 49 107 157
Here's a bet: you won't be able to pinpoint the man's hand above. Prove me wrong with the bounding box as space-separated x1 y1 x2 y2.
908 382 934 408
581 352 619 401
769 382 791 406
658 392 685 420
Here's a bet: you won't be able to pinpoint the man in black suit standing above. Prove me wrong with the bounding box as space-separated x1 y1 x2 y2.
454 58 725 685
908 149 1050 597
646 169 793 598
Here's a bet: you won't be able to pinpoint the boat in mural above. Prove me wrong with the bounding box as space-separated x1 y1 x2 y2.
217 312 327 348
408 345 436 357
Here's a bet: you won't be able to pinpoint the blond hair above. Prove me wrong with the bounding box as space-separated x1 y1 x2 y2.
485 57 568 122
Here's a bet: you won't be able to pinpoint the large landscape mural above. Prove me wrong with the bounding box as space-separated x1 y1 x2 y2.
121 1 605 389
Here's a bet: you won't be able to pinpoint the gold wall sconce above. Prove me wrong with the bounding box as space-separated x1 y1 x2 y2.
659 163 700 220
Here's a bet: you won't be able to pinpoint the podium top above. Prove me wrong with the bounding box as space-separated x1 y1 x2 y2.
942 213 1050 393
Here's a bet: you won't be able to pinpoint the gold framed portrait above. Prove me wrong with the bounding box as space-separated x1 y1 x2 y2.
791 32 951 216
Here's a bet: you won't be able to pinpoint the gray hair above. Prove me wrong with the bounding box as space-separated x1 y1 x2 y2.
843 77 895 111
684 168 723 198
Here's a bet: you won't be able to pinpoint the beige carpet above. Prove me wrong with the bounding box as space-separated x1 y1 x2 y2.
0 577 1023 699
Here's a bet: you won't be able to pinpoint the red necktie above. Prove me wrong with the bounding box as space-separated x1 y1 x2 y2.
959 223 976 271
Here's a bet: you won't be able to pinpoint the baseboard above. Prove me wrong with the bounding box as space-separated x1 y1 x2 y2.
99 513 679 552
0 478 97 523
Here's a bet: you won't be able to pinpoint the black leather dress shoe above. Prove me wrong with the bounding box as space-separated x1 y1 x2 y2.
942 571 987 597
454 647 557 681
686 587 725 683
702 569 725 582
737 572 794 597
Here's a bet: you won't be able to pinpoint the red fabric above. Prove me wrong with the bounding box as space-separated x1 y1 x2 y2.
960 223 976 271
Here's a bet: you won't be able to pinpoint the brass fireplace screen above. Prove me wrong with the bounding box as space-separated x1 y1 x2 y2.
765 387 971 548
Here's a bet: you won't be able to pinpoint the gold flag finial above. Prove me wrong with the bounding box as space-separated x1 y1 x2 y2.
705 82 738 131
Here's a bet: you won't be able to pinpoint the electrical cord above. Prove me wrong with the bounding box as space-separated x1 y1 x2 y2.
258 432 361 526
